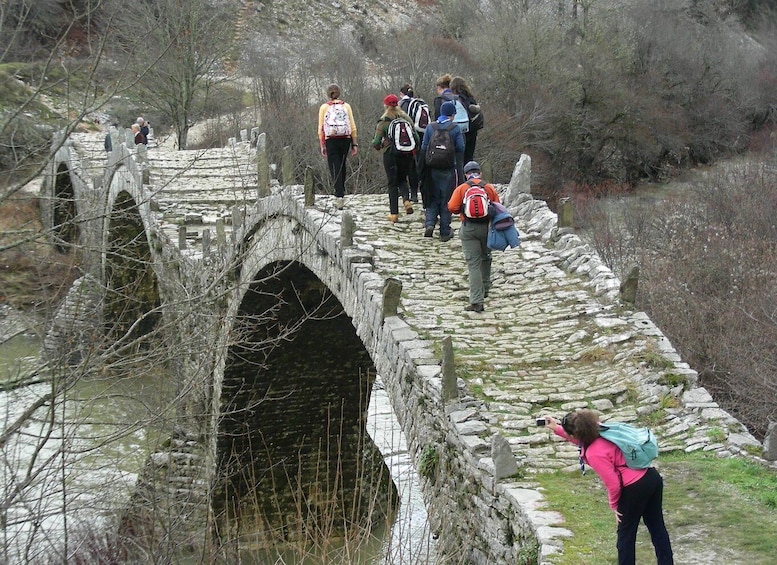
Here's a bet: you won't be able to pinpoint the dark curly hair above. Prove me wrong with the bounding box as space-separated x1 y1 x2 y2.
561 409 601 447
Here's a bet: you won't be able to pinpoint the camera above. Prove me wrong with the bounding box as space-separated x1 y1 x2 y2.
536 418 546 427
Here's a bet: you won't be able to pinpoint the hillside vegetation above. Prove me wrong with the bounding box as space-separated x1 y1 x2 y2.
1 0 775 440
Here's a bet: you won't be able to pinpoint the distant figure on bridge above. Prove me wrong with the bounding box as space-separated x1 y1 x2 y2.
131 123 144 146
318 84 358 210
136 117 149 145
104 122 117 152
448 161 499 312
371 93 418 223
543 410 674 565
419 100 464 242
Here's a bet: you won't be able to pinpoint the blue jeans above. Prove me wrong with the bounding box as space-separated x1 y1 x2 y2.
424 168 455 236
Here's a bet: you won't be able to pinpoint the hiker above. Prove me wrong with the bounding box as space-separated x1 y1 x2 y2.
104 122 117 152
418 100 464 242
131 123 144 146
433 73 470 141
542 410 674 565
318 83 358 210
447 161 499 312
136 117 149 145
432 73 453 119
450 76 482 163
399 83 429 203
371 94 418 223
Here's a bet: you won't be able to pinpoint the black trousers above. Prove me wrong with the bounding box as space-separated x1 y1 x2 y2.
617 467 674 565
325 137 352 198
383 150 413 214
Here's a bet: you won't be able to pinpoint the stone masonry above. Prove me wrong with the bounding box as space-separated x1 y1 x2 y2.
41 132 772 564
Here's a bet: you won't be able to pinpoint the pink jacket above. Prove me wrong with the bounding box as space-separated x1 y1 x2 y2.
554 427 648 509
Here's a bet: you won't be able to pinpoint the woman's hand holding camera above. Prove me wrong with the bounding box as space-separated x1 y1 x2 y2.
537 415 560 432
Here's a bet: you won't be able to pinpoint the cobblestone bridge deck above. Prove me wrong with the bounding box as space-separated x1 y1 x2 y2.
51 132 767 562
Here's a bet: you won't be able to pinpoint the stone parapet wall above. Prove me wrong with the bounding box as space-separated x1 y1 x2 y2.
45 133 769 564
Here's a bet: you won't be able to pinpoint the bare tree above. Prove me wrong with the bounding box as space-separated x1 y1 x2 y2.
108 0 239 150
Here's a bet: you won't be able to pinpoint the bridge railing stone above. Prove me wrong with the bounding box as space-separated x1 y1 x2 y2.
48 133 774 565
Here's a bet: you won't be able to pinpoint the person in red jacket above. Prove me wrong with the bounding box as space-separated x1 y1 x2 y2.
543 409 674 565
447 161 499 312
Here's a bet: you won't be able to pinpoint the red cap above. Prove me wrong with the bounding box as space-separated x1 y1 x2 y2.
383 94 399 107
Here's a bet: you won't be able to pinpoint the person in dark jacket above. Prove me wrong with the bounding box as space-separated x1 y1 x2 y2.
432 73 453 120
450 76 481 163
419 101 465 242
104 123 117 152
136 117 149 145
131 123 144 146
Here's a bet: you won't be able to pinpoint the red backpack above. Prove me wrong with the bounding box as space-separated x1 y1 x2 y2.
462 180 490 219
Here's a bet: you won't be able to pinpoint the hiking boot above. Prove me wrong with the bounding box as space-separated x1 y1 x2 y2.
404 200 414 215
387 214 399 223
424 226 434 238
335 197 344 210
440 233 452 242
464 303 484 313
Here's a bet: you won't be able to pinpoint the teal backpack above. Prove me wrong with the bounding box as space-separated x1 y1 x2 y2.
599 422 659 469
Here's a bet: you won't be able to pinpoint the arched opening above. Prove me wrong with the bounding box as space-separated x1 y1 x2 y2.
104 190 160 343
216 261 396 549
53 162 79 252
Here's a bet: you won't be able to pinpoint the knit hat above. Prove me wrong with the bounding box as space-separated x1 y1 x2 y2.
440 101 456 117
463 161 481 173
383 94 399 107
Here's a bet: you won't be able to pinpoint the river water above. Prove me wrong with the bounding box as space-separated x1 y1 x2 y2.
0 333 435 563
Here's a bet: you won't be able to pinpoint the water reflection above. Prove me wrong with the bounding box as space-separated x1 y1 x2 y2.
1 333 436 564
238 377 437 564
0 334 175 561
0 334 39 381
365 378 437 564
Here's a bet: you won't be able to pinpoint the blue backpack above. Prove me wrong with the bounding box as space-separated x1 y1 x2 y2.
599 422 658 469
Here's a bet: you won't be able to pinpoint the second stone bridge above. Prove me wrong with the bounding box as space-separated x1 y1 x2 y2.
41 132 760 564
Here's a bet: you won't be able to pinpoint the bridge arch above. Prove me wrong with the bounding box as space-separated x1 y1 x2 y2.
100 162 164 342
43 133 768 563
52 162 79 252
212 203 396 542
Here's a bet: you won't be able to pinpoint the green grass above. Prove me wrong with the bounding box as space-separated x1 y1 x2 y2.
533 451 777 564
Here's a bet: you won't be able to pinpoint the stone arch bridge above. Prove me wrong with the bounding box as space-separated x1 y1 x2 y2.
40 131 763 563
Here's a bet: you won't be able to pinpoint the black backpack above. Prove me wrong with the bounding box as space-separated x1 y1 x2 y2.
424 122 455 169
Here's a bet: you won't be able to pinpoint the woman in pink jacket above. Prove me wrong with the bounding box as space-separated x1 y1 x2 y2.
543 410 674 565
